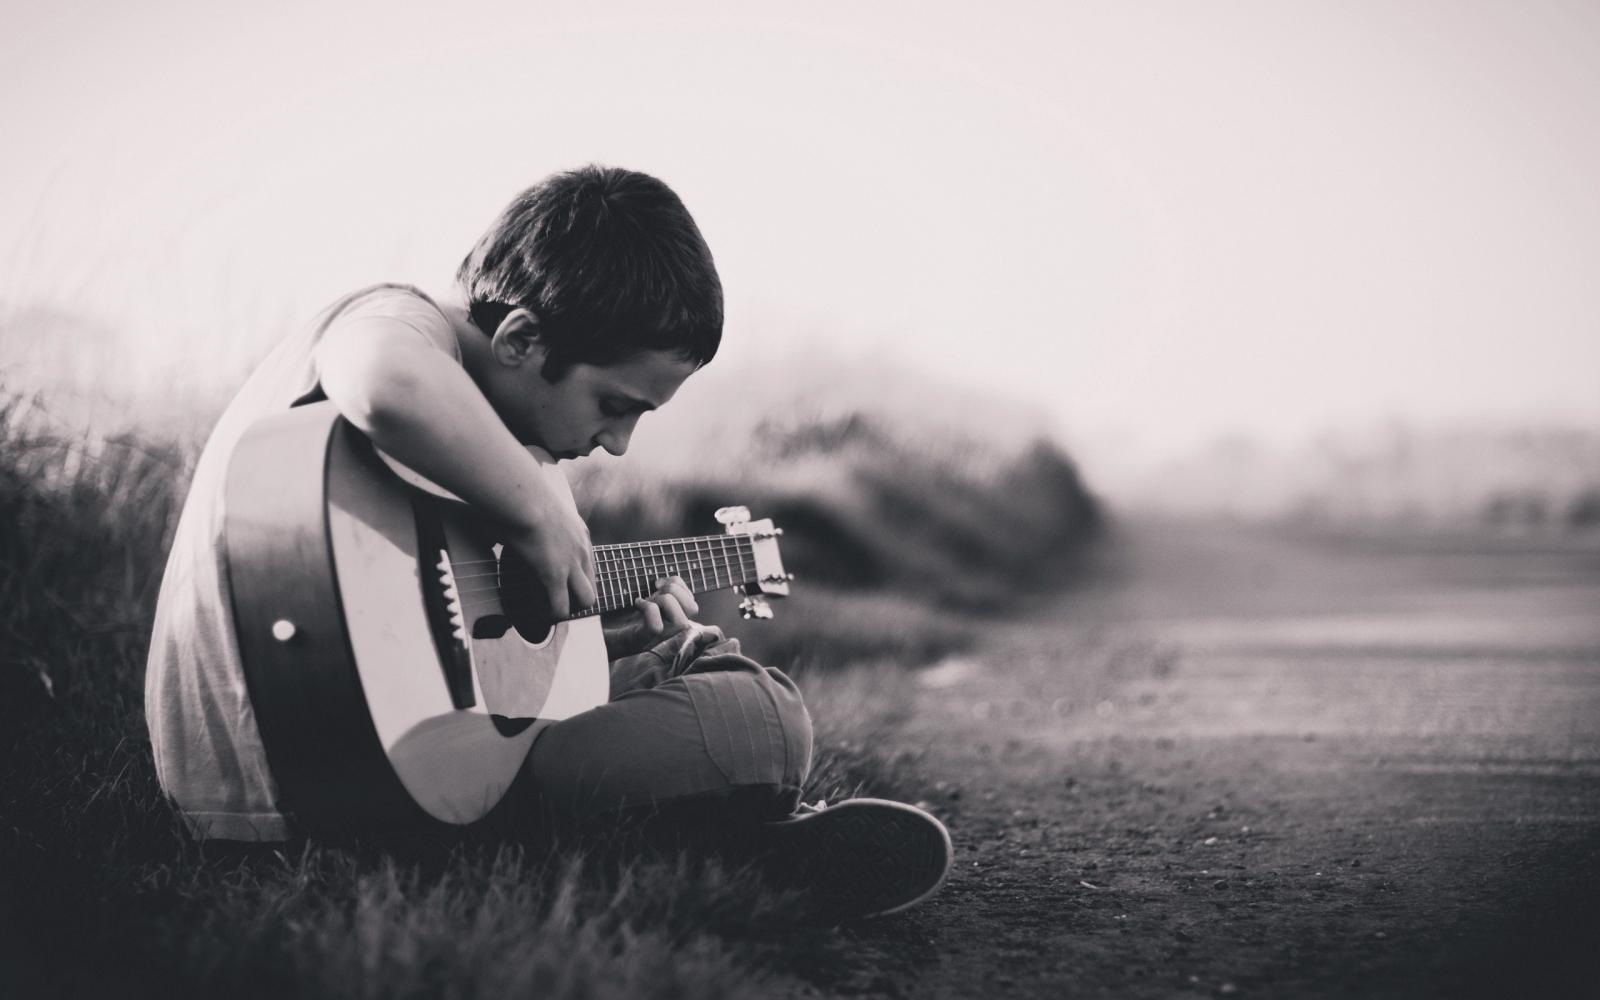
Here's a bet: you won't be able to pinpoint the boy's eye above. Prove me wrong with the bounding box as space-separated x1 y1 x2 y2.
600 399 631 419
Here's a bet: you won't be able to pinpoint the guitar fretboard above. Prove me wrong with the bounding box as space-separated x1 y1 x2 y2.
570 534 758 618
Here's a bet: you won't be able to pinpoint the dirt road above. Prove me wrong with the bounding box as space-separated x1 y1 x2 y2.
825 521 1600 998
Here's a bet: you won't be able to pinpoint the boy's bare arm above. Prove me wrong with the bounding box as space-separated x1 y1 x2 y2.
314 318 596 617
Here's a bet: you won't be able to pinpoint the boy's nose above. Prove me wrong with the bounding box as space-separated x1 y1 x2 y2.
597 423 635 457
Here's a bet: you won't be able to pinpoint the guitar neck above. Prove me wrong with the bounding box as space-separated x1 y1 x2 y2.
571 534 758 618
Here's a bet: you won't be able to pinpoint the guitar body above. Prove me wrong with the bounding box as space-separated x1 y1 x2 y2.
224 401 609 834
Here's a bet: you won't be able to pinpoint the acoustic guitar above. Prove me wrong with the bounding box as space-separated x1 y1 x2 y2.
223 401 791 834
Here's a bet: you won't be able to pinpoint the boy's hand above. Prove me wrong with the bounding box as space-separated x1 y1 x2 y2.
504 512 597 620
603 577 699 659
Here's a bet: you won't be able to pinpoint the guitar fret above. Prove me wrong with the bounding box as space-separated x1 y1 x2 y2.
722 538 732 587
587 534 759 612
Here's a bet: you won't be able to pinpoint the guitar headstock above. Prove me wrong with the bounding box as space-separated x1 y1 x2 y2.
715 506 792 620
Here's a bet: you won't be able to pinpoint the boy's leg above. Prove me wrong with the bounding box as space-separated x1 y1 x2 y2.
522 644 812 825
507 633 953 921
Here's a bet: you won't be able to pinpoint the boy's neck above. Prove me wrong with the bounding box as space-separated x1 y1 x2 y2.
430 287 496 387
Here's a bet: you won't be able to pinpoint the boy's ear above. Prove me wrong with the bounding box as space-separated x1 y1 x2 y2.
489 308 547 370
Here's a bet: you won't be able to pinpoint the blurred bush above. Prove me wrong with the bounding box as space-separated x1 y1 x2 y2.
577 409 1100 612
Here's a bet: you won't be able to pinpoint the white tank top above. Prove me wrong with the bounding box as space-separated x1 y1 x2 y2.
144 284 460 840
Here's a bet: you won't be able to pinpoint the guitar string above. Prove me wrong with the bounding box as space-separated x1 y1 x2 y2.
441 535 756 569
444 544 757 585
452 576 755 605
444 551 746 570
452 577 757 616
442 554 755 590
437 536 762 615
452 565 758 598
446 547 757 590
449 547 759 591
451 552 760 610
443 542 758 588
452 558 759 607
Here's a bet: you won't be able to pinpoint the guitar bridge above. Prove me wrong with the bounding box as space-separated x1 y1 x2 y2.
412 495 477 710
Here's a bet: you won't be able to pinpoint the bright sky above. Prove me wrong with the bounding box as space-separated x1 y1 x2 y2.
3 0 1598 475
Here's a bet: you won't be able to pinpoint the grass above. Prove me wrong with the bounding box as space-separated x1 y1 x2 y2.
0 382 1093 998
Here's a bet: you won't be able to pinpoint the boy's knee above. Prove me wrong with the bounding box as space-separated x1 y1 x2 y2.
682 665 813 795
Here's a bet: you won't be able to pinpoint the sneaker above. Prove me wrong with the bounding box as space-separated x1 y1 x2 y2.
756 797 953 921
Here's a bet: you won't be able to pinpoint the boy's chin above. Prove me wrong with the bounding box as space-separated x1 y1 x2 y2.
520 437 591 461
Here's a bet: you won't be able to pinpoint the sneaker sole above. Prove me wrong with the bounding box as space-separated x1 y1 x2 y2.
759 798 953 921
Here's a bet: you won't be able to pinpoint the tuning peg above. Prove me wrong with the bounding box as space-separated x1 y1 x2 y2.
715 505 751 526
738 595 775 620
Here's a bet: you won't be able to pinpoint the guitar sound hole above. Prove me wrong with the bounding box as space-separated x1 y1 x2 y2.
497 550 555 644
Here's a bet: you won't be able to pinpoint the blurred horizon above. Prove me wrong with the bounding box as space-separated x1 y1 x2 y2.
3 0 1597 518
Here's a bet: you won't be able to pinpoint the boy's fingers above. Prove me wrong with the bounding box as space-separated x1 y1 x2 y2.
657 577 698 617
654 594 688 628
578 551 597 599
570 568 596 612
634 597 664 634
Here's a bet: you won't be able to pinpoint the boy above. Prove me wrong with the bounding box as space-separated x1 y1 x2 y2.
145 165 951 920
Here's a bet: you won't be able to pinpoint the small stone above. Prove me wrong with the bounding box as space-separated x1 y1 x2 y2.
1213 879 1229 890
1217 983 1239 996
1204 837 1219 845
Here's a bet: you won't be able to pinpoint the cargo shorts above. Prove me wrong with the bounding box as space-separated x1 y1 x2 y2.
515 625 813 823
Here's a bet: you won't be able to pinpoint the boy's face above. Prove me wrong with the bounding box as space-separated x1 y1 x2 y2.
489 345 699 460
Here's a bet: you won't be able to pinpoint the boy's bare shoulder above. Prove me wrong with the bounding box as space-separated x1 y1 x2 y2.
321 285 462 362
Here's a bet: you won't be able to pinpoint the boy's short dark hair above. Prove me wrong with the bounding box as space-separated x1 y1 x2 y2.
456 165 723 381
